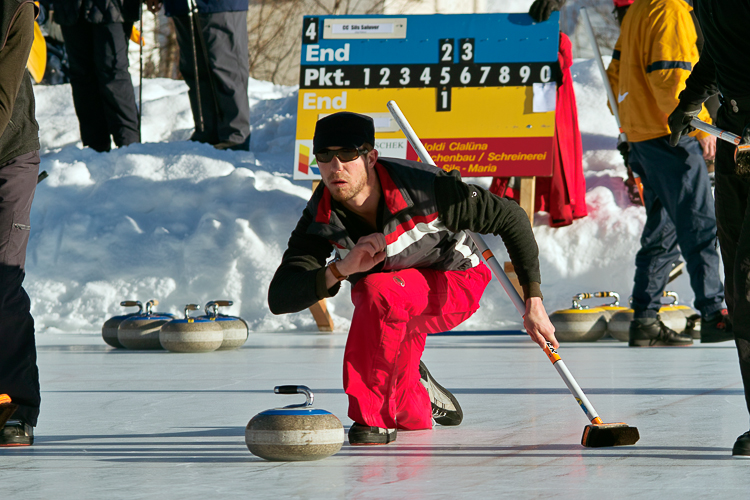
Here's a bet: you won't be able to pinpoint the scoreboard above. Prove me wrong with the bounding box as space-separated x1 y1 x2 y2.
294 13 560 180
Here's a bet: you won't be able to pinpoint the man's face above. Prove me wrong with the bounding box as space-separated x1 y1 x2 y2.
317 147 377 203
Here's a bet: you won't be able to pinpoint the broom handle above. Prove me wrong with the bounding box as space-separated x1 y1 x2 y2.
580 8 627 145
386 100 603 425
690 118 741 145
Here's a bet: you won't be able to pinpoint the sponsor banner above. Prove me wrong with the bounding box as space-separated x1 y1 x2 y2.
406 137 554 177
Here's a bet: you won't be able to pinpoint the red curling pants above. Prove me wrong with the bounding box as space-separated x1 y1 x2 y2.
344 264 492 430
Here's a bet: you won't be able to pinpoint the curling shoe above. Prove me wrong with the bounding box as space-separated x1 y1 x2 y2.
348 423 397 445
628 317 692 347
701 309 734 344
732 430 750 458
419 361 463 426
0 420 33 446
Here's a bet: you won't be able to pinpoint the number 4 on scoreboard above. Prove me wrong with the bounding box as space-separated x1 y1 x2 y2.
303 17 319 44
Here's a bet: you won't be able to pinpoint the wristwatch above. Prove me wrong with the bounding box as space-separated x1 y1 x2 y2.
328 261 348 281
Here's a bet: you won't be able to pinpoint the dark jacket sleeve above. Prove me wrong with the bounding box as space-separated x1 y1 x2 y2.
434 170 542 300
679 54 719 106
0 3 35 138
267 207 341 315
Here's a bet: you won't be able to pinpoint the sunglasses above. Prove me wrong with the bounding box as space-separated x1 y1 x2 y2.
314 148 369 163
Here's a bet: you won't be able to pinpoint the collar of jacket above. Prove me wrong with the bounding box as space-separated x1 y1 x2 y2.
314 160 414 225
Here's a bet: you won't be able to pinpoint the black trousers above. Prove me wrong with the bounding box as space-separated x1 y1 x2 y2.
714 99 750 418
0 150 40 426
61 19 140 152
173 10 250 147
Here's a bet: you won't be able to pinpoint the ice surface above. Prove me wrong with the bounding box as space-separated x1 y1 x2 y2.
3 333 749 499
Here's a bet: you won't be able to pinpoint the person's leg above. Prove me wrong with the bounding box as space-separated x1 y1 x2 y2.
642 136 724 317
172 15 219 144
713 104 750 455
90 22 140 148
199 11 251 148
0 151 40 432
345 264 491 430
627 149 680 318
60 21 111 152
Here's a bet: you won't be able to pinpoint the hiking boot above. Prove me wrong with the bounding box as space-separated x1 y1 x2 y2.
732 430 750 458
0 419 33 446
419 361 463 426
628 317 693 346
348 422 397 445
700 309 734 343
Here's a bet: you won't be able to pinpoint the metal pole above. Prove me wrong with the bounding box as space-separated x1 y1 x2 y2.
187 0 204 133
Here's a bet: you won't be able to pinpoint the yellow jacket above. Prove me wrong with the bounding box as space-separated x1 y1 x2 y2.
606 0 710 143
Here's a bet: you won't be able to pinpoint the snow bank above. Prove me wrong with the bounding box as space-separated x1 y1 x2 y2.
27 61 699 334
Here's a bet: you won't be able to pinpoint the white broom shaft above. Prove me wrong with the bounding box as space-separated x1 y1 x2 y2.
580 8 627 144
690 118 741 145
386 99 601 423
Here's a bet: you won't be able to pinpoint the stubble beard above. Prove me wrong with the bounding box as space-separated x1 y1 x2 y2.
327 160 370 203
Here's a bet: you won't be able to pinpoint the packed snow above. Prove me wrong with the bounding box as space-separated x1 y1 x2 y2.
27 47 709 334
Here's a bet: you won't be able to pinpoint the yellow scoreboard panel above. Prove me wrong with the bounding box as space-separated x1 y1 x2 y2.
294 13 560 180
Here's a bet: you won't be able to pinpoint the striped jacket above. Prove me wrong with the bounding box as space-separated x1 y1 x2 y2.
606 0 711 143
268 157 542 315
310 159 480 273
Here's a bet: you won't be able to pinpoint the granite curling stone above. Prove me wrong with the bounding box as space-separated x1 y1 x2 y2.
159 304 223 353
102 300 142 348
245 385 344 462
658 291 693 334
608 305 635 342
200 300 249 350
549 293 608 342
118 300 173 350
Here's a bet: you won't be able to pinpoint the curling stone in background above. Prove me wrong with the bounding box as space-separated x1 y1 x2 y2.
594 291 628 321
549 293 608 342
593 291 628 340
102 301 142 348
159 304 224 353
199 300 249 350
659 291 693 334
605 296 634 342
685 313 702 340
246 385 344 462
117 300 173 350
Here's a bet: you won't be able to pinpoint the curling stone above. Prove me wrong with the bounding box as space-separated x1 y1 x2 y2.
117 300 173 350
159 304 223 353
593 292 628 339
549 293 608 342
199 300 249 350
593 292 628 321
605 296 634 342
102 301 142 348
245 385 344 462
659 291 692 333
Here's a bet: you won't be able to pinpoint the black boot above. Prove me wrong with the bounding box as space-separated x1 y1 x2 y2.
701 309 734 343
0 419 33 446
419 361 463 426
732 430 750 457
348 423 397 445
628 316 693 347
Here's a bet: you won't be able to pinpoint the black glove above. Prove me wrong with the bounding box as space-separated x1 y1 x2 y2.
667 101 702 146
528 0 565 22
616 139 629 167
